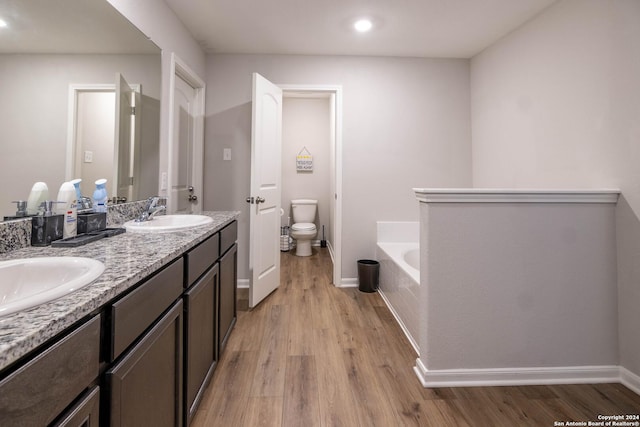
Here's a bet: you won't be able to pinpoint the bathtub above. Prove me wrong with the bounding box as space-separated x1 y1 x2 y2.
376 222 420 354
377 243 419 284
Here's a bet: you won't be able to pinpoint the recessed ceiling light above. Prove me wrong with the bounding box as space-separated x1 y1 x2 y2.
354 19 372 33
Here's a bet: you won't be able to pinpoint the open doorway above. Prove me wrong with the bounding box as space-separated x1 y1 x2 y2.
66 81 140 200
69 88 116 195
279 85 343 286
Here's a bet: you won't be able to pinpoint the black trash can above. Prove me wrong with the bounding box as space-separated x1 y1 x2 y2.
357 259 380 293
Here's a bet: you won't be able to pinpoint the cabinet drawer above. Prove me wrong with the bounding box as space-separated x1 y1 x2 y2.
186 233 219 286
220 221 237 255
110 258 183 360
0 315 100 426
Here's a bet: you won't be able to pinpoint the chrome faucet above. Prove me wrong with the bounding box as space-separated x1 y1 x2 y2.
135 197 167 222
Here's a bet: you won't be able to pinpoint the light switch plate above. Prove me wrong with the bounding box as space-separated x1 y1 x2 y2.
223 148 231 161
84 150 93 163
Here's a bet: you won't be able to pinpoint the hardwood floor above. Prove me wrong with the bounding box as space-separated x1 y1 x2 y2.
192 248 640 426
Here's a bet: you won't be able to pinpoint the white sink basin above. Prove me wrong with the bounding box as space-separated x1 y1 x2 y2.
0 257 105 317
124 214 213 232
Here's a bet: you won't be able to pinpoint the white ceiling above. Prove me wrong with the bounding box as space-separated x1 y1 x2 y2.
165 0 558 58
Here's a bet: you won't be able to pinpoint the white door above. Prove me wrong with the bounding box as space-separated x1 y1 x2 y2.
168 54 205 214
248 73 283 308
171 74 197 213
114 73 138 201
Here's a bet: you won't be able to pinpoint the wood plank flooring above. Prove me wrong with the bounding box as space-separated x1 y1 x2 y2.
192 247 640 426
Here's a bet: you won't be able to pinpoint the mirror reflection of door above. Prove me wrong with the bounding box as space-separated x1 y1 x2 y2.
71 76 140 201
114 73 141 202
171 74 196 213
73 89 116 196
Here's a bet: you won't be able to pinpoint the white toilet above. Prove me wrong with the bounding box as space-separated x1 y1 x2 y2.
290 199 318 256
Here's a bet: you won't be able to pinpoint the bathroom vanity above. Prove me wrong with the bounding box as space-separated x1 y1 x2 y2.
0 212 239 426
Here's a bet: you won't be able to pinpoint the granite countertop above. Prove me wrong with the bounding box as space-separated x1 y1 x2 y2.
0 211 240 371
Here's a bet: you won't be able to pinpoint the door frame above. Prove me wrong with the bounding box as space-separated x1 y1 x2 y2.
66 83 140 187
278 84 343 287
167 53 206 213
114 74 141 202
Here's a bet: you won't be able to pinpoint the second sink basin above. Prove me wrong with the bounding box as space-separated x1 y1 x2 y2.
0 257 105 317
124 214 213 232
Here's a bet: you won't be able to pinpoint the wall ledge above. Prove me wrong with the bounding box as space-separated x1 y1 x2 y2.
413 188 620 204
414 359 623 388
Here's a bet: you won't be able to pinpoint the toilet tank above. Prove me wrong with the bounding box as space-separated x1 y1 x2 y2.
291 199 317 223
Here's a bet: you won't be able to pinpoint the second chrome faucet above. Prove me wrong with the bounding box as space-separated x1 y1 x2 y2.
135 197 167 222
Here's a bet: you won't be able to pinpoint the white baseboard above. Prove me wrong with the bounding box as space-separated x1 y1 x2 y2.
327 241 335 264
338 277 358 288
285 240 326 249
237 279 249 289
414 359 621 388
378 290 420 356
291 239 323 247
621 367 640 395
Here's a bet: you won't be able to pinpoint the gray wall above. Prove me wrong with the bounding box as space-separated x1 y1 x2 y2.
0 54 160 218
203 54 471 282
471 0 640 380
281 97 331 242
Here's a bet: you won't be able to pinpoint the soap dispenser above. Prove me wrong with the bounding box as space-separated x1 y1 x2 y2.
31 201 64 246
4 201 29 221
11 201 28 217
92 179 108 213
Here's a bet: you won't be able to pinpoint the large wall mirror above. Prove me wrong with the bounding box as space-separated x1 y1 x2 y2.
0 0 161 219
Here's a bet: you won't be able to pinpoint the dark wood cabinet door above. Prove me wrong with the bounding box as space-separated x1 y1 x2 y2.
107 300 183 427
52 385 100 427
219 243 237 355
184 264 218 425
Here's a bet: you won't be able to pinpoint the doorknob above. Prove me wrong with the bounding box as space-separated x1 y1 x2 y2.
246 196 254 204
188 186 194 193
256 196 265 204
188 195 198 202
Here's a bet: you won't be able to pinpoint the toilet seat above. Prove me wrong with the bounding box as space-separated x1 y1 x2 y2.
290 222 317 256
292 222 316 232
